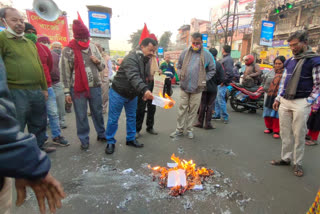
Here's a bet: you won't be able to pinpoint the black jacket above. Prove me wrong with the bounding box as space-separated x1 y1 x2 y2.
0 56 50 189
112 49 150 99
207 61 224 93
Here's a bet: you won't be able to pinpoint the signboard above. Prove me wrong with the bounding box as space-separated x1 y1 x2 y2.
272 40 289 47
158 47 164 56
202 34 208 48
88 11 111 38
0 26 5 32
260 20 275 47
260 51 267 59
26 10 70 47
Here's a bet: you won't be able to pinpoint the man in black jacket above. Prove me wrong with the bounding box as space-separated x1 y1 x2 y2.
194 48 224 129
0 56 65 214
212 45 234 124
105 38 156 154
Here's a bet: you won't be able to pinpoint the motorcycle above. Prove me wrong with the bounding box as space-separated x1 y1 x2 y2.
229 83 264 112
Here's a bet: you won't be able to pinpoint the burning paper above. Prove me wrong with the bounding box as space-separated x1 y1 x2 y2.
152 93 176 109
167 169 187 187
149 154 214 196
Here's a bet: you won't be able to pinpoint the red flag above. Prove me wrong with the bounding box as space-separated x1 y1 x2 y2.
139 23 150 44
77 11 84 24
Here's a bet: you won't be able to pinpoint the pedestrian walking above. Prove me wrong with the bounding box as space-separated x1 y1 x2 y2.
105 38 156 154
170 32 216 139
212 45 233 124
271 30 320 177
60 20 106 150
262 56 285 139
160 52 176 96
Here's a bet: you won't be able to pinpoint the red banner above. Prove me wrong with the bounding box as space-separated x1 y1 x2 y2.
26 10 70 47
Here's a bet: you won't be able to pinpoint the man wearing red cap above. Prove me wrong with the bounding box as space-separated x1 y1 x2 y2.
60 20 106 150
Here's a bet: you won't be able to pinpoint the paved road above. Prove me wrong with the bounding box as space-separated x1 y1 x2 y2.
14 86 320 214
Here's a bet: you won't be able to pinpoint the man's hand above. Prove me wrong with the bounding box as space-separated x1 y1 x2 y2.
90 56 101 65
15 173 66 214
143 90 154 101
273 100 280 111
42 90 48 101
65 95 72 104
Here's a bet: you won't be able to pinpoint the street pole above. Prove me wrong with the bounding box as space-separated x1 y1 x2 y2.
230 0 238 49
225 0 231 45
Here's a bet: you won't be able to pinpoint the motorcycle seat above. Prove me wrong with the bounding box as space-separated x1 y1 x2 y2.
234 83 259 92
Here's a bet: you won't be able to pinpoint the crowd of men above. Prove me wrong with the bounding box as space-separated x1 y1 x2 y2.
0 6 320 214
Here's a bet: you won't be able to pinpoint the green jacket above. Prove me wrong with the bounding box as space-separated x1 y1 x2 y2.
0 30 47 90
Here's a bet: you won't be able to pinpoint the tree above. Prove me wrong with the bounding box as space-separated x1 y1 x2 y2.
159 31 172 52
128 29 143 50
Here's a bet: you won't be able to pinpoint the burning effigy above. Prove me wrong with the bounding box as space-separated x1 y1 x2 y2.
148 154 214 197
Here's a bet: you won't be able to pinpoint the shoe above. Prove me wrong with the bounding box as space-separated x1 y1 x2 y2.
264 129 273 134
43 146 56 153
273 133 280 139
135 132 141 139
60 124 67 129
170 131 183 138
193 122 203 128
204 124 216 129
80 144 89 151
53 136 70 147
212 116 221 120
105 144 115 154
223 119 229 124
146 129 158 135
97 136 107 142
126 139 144 148
187 131 194 139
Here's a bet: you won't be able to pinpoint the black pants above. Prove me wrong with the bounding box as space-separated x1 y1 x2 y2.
136 81 156 132
163 78 172 96
197 91 217 126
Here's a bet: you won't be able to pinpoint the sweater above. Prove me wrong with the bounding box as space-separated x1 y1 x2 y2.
51 51 61 85
0 30 47 90
36 43 53 88
160 61 176 79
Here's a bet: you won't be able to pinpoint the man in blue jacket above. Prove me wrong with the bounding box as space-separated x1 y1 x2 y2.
0 55 65 214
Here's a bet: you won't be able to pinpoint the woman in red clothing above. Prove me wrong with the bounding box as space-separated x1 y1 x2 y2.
306 97 320 146
262 56 286 139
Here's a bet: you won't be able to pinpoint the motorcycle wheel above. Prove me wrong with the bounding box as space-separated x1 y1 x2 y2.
230 90 249 112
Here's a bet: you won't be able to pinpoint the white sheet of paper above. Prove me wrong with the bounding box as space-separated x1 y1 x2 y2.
192 185 203 190
167 163 178 168
152 96 166 108
167 169 187 187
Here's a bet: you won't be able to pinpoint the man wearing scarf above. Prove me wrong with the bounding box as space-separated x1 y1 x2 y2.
0 8 48 152
271 30 320 177
60 20 106 150
170 32 216 139
24 24 69 150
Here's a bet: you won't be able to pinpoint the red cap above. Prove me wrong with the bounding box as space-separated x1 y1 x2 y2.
72 20 90 40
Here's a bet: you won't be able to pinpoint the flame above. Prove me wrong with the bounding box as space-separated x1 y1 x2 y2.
158 92 176 109
149 154 214 196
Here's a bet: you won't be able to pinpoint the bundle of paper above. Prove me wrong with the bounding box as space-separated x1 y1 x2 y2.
152 95 175 109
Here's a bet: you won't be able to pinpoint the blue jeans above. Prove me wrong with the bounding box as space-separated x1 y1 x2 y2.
106 88 137 144
71 87 105 146
52 82 66 126
213 85 229 120
9 89 47 148
47 87 61 138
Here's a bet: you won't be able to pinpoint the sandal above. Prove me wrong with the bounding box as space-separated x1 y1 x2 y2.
270 159 291 166
305 140 318 146
273 133 280 139
264 129 272 134
293 165 304 177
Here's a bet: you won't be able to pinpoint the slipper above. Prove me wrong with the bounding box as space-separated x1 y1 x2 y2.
293 165 304 177
270 159 291 166
264 129 272 134
273 133 280 139
305 140 318 146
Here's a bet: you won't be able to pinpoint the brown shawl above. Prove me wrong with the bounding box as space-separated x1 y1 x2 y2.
267 69 284 97
180 47 206 89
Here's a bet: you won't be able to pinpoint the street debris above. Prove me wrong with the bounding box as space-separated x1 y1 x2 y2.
122 168 135 174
